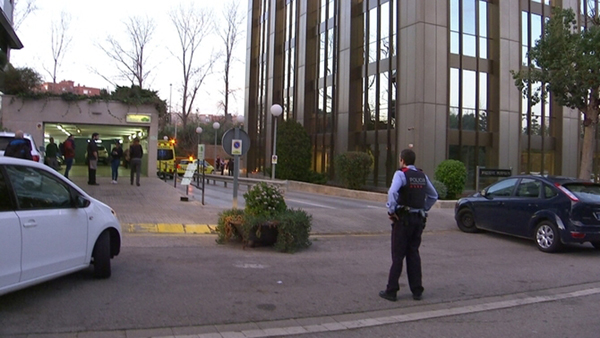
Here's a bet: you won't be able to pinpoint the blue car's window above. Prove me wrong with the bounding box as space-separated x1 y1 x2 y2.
516 178 540 198
564 184 600 202
486 178 518 197
544 184 558 199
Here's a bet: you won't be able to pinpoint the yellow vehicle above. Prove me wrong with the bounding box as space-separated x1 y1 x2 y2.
177 157 215 176
157 139 176 179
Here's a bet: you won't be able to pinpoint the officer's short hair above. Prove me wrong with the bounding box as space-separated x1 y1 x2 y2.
400 149 416 166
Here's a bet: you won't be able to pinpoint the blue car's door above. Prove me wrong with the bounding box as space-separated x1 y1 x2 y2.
474 178 519 231
502 178 544 237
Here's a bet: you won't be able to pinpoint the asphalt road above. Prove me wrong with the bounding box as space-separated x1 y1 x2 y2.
1 221 599 337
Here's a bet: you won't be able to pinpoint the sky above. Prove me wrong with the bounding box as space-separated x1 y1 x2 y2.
10 0 248 118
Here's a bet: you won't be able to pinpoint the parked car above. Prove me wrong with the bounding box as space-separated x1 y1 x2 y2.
0 156 121 296
177 158 214 176
455 175 600 253
0 131 44 163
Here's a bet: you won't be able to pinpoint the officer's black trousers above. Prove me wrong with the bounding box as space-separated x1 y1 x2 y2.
386 213 425 295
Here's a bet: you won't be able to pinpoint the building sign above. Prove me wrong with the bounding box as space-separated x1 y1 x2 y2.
126 114 152 123
478 168 512 177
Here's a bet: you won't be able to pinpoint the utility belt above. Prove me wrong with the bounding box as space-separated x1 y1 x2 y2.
394 206 427 219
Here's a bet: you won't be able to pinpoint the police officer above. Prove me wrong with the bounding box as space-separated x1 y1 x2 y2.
379 148 438 302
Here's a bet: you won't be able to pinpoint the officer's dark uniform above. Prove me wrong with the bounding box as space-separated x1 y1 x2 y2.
379 165 437 300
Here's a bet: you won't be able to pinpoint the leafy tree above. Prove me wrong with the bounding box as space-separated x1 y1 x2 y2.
511 8 600 180
0 66 42 95
275 119 312 181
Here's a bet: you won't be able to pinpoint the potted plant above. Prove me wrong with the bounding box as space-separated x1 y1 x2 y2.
216 182 312 253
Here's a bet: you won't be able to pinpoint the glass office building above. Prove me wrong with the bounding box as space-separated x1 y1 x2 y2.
245 0 595 189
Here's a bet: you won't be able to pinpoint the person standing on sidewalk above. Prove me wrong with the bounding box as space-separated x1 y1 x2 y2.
45 137 59 170
379 148 438 302
87 133 100 185
129 137 143 186
63 134 75 179
110 141 123 184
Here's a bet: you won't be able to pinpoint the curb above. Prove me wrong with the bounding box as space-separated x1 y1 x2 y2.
122 223 216 234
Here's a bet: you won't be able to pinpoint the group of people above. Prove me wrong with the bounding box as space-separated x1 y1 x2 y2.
86 133 143 186
215 156 234 176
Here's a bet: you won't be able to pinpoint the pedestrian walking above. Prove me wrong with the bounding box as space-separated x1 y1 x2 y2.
220 159 225 175
215 156 221 171
87 133 100 185
4 130 33 160
45 137 59 170
226 158 233 176
63 134 76 179
379 148 438 302
110 141 123 184
129 137 143 186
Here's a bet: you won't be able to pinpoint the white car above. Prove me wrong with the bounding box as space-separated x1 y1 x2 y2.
0 156 121 296
0 131 44 163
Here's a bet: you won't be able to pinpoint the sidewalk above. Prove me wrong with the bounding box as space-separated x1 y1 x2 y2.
71 175 456 236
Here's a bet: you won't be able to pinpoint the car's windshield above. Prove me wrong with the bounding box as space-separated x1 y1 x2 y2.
0 136 15 150
563 183 600 202
157 149 174 160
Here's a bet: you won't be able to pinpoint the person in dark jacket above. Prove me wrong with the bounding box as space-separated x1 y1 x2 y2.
129 137 143 186
87 133 100 185
4 130 33 160
379 148 438 302
63 135 76 179
110 141 123 184
45 137 59 170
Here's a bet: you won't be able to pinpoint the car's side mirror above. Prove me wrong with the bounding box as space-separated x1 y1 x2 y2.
76 195 91 208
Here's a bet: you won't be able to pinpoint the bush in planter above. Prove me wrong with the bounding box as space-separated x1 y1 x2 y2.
434 159 466 199
216 183 312 253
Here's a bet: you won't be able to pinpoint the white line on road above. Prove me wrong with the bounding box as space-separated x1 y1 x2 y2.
285 198 337 209
157 285 600 338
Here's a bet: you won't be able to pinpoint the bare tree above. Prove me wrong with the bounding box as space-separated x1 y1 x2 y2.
13 0 37 32
43 11 72 83
216 1 244 118
170 4 216 128
95 16 156 89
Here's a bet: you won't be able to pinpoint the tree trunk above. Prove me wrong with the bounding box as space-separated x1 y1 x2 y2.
579 111 598 180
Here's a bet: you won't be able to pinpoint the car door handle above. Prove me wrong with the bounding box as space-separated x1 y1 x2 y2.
23 220 37 228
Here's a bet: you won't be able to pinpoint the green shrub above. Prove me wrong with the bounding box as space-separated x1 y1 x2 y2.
274 119 312 180
335 151 373 189
215 208 245 244
273 209 312 253
243 182 287 217
431 179 448 200
306 170 328 184
434 160 467 199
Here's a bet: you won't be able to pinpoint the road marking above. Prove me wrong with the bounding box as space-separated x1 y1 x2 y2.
285 198 337 209
154 285 600 338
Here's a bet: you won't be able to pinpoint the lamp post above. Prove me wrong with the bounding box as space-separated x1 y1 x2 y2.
195 126 205 204
213 121 220 171
270 104 283 180
232 115 245 209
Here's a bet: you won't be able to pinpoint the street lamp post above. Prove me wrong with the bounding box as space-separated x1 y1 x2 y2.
195 126 205 204
270 104 283 180
213 121 220 171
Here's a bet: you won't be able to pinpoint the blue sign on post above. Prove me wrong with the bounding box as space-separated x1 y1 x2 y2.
232 139 242 155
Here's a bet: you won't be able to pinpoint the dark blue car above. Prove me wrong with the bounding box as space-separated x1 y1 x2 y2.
455 175 600 253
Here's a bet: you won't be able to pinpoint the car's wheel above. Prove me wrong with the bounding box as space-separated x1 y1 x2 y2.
535 221 563 253
92 231 111 278
591 242 600 250
456 208 479 233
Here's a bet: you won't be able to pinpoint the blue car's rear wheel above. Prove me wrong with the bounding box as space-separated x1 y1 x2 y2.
457 208 479 233
535 221 562 253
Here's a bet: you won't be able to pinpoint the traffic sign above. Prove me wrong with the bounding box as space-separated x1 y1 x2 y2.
222 128 251 156
197 144 205 160
271 154 278 164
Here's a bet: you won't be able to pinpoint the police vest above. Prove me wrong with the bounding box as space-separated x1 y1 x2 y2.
397 168 427 209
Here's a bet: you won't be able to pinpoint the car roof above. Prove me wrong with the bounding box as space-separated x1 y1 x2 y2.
509 174 595 185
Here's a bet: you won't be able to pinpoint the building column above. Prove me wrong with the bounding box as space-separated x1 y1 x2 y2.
397 0 448 174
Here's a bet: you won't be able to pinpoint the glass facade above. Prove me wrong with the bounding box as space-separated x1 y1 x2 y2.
246 0 585 190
